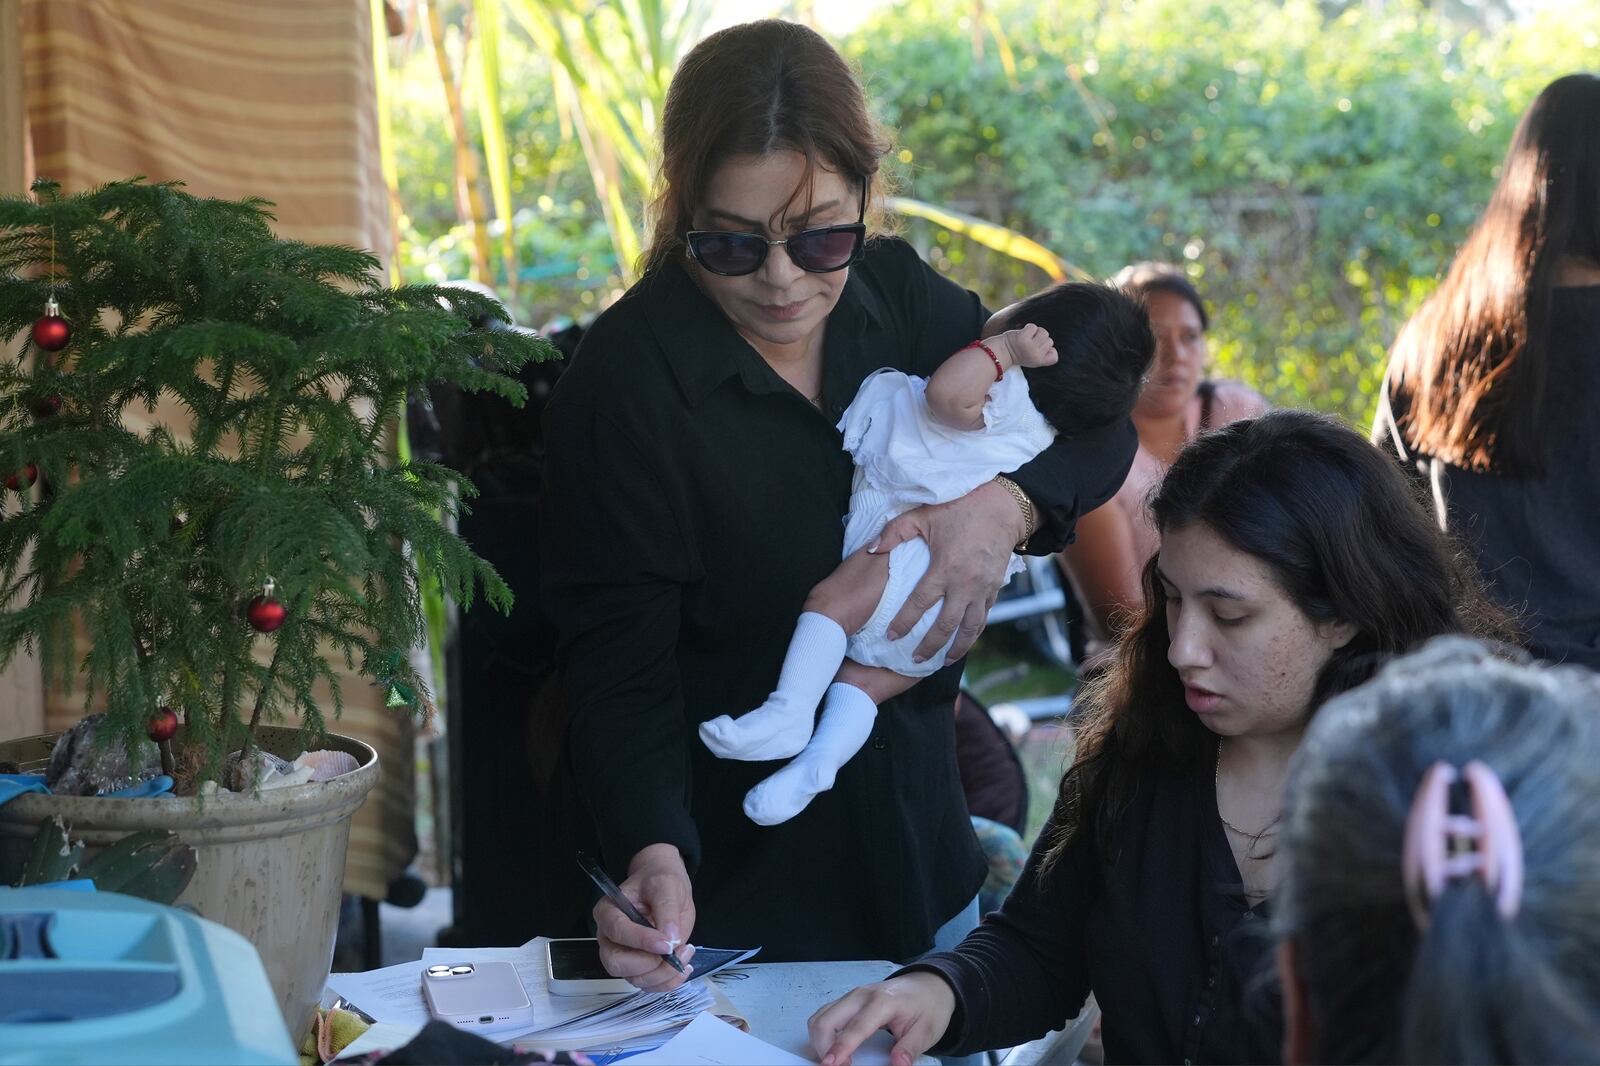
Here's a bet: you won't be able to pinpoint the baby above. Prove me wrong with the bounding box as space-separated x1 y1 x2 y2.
700 282 1155 824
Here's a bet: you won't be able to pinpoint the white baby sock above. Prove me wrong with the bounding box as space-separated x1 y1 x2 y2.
699 612 849 761
743 682 879 826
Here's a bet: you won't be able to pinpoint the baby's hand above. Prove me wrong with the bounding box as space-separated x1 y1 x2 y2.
993 323 1058 369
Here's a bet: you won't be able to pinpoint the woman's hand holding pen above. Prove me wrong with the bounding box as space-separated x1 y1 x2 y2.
869 481 1025 664
809 973 957 1066
594 843 697 992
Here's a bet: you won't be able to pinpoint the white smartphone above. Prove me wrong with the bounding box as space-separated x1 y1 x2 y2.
545 937 634 996
421 960 536 1030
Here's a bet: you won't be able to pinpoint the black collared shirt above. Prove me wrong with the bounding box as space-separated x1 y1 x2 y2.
908 762 1281 1063
538 238 1137 961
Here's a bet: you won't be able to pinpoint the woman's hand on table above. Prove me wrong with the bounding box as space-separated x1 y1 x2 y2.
871 480 1026 664
808 972 957 1066
594 843 697 992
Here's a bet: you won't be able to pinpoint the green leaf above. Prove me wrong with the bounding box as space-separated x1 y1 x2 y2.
78 829 198 902
17 816 83 886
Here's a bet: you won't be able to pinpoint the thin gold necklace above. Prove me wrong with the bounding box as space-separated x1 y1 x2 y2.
1214 741 1281 840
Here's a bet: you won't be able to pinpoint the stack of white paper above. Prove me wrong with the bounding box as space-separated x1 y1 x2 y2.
327 938 759 1053
517 979 713 1049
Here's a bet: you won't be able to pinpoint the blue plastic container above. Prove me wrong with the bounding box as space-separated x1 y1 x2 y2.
0 887 296 1064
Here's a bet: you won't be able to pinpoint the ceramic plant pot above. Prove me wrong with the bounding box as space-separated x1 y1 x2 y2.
0 725 379 1041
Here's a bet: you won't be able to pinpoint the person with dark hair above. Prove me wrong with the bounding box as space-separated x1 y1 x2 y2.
809 411 1512 1066
701 283 1153 826
1376 72 1600 670
1276 636 1600 1064
1059 262 1268 657
538 19 1139 989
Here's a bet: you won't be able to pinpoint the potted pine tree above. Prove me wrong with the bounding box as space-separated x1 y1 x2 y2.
0 178 551 1036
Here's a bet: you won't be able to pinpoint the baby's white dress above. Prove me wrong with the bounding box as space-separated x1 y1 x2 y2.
836 367 1056 675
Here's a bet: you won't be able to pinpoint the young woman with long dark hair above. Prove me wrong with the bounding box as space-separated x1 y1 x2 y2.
810 411 1510 1066
1377 72 1600 669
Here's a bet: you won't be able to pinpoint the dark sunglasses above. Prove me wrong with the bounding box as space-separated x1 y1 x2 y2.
686 185 867 277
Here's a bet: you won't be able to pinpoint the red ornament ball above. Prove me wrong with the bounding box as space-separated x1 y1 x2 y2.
32 314 71 353
147 707 179 743
4 464 37 492
247 594 287 633
28 394 63 419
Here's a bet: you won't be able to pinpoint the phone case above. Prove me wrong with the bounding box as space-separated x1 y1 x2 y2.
421 961 536 1030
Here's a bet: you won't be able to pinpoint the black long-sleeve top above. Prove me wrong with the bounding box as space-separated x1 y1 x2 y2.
1377 285 1600 670
537 238 1138 962
906 761 1281 1063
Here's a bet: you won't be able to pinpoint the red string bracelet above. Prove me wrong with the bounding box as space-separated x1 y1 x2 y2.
967 339 1005 382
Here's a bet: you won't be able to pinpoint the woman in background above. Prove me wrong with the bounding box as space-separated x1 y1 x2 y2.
1376 72 1600 669
1059 263 1267 658
1276 636 1600 1064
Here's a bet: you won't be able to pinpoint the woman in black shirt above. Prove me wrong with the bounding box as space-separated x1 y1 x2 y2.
1374 73 1600 670
811 411 1511 1065
538 20 1137 986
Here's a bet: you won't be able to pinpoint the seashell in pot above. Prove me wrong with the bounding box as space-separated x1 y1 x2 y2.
293 749 361 782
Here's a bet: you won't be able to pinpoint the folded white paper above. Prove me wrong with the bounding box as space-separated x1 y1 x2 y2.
626 1012 810 1065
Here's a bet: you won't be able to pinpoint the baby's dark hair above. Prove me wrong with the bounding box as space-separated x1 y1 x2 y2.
1007 282 1154 435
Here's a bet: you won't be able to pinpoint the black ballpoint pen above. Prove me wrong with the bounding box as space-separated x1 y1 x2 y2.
576 852 689 975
